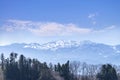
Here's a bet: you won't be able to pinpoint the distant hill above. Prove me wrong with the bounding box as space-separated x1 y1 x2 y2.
0 40 120 64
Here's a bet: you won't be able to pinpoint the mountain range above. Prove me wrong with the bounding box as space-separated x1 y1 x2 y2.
0 40 120 64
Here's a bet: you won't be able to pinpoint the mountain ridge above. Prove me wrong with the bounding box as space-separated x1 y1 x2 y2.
0 40 120 64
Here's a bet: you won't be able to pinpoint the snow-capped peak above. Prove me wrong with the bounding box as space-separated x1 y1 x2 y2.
24 40 82 50
23 40 99 51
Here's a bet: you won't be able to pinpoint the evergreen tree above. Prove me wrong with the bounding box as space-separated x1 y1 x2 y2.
4 53 53 80
19 54 26 80
0 53 5 70
55 61 74 80
4 52 19 80
97 64 118 80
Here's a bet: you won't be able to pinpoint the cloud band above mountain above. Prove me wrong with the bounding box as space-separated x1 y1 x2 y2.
1 19 92 36
0 19 116 37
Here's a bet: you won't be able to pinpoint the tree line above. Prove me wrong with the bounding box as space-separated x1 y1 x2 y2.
0 52 119 80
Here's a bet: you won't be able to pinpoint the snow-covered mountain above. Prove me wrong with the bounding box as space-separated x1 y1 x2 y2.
23 40 97 50
0 40 120 64
24 40 84 50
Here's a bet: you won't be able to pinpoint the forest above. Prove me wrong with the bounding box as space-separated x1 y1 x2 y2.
0 52 120 80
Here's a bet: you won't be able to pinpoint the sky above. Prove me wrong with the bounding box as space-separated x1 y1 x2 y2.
0 0 120 45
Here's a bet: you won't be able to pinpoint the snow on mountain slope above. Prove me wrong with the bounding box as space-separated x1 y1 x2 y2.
0 40 120 64
23 40 94 50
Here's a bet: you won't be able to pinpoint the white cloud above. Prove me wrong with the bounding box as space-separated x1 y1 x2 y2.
88 14 96 19
88 13 98 19
92 25 116 33
88 13 98 25
105 25 116 30
1 19 92 36
1 20 32 32
1 19 117 37
30 23 92 36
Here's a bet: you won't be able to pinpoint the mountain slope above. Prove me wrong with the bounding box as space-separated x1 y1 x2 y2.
0 40 120 64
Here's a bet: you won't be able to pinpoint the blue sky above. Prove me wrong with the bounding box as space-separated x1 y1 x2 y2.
0 0 120 45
